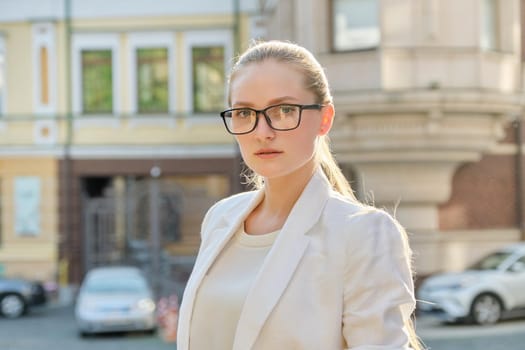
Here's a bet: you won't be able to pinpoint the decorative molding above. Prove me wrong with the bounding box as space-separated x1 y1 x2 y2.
0 144 237 159
33 119 58 145
32 22 57 115
73 117 121 129
126 116 177 129
69 144 237 159
0 34 6 115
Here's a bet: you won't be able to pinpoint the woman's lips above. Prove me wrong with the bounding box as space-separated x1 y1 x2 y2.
254 149 283 159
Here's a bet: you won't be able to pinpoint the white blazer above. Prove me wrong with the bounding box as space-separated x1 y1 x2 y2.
177 169 416 350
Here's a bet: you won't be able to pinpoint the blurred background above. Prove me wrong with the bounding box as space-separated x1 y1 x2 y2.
0 0 524 347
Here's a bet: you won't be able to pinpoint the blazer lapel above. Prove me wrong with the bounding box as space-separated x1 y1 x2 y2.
233 169 332 350
177 190 264 350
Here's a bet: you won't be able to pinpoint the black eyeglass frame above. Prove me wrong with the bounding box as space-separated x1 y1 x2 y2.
219 103 324 135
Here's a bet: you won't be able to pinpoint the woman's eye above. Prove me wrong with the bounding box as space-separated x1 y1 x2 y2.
234 109 253 118
279 105 296 114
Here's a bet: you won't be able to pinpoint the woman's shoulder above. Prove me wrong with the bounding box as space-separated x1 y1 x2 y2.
324 194 407 249
323 192 380 220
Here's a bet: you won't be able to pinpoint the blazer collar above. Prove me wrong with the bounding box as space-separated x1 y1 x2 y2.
233 168 332 350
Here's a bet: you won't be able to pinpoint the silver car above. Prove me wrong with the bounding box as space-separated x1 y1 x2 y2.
75 266 157 336
417 243 525 325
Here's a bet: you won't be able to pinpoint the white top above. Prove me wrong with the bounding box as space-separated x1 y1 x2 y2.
188 226 278 350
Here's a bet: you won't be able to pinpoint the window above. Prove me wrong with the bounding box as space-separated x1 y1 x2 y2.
136 48 169 113
192 46 225 113
0 35 5 116
481 0 499 50
332 0 380 51
128 32 175 116
72 34 120 116
82 50 113 114
184 30 232 115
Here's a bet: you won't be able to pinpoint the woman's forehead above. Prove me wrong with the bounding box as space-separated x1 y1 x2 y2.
230 61 311 103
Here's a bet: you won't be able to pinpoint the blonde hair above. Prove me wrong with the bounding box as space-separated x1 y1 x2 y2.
228 40 424 350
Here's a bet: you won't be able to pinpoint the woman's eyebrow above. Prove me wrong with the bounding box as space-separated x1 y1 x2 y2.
232 96 300 108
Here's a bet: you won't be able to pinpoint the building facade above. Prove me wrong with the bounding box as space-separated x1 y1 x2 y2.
0 0 263 287
1 0 524 289
259 0 525 274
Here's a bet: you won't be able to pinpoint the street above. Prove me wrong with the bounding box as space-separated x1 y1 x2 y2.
0 304 175 350
417 315 525 350
2 304 525 350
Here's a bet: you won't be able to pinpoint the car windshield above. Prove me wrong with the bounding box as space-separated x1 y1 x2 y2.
469 251 513 270
83 277 148 294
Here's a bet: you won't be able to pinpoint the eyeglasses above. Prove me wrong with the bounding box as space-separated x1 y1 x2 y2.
220 103 324 135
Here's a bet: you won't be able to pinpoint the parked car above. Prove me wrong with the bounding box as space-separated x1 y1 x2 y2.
0 277 47 318
75 266 157 336
417 242 525 325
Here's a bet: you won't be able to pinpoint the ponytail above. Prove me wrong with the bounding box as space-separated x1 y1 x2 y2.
316 135 356 200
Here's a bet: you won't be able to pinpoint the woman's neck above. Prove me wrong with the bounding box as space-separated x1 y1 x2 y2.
244 162 317 235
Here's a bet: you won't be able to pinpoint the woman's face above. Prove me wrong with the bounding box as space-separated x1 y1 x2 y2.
229 59 333 182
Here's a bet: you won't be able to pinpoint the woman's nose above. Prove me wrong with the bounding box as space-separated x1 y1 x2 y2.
253 113 275 137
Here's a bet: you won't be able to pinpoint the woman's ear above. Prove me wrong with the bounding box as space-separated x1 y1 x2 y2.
318 103 335 136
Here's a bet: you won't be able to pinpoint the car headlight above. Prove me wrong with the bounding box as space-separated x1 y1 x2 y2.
454 276 480 289
136 298 155 313
425 276 480 291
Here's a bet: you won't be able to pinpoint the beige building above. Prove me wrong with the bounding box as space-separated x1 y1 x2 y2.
1 0 524 289
0 0 261 287
259 0 525 275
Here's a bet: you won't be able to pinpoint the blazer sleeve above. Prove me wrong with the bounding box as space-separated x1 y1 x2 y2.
342 209 416 349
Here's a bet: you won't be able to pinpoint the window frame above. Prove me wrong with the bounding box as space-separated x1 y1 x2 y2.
183 30 232 120
127 32 176 117
72 33 120 118
330 0 380 52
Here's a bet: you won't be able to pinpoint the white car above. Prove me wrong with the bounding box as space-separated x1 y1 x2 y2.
75 266 157 336
417 243 525 325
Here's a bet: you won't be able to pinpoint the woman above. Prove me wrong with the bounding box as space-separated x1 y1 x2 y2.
177 40 423 350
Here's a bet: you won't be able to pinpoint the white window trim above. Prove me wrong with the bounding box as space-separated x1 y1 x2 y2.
0 34 7 118
183 29 232 125
127 32 176 128
72 33 121 120
32 22 57 115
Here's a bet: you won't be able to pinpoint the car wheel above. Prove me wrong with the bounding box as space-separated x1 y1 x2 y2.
470 293 502 325
0 293 27 318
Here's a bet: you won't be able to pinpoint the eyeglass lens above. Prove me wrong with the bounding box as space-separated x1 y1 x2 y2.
226 104 301 133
